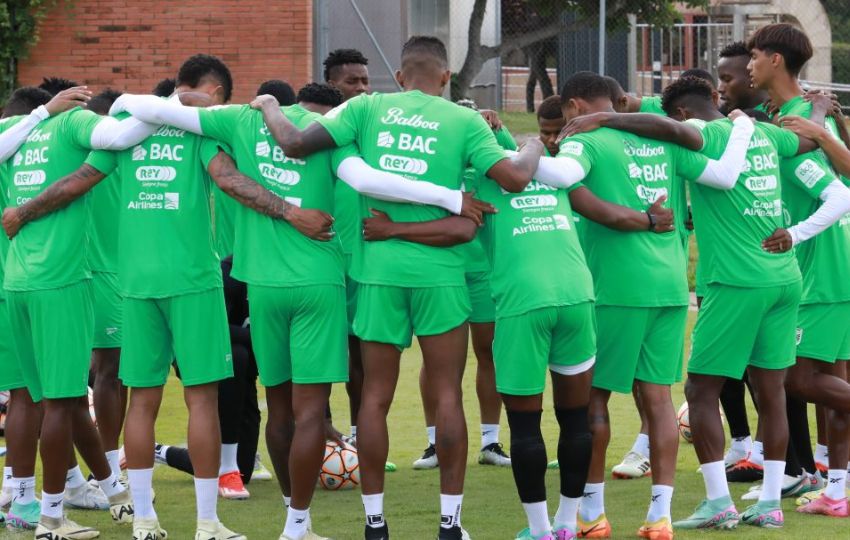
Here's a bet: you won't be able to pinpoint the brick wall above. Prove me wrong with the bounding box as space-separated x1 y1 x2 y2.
17 0 313 103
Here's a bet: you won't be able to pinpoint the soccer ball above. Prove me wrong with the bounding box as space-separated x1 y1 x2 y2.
318 440 360 490
677 402 692 443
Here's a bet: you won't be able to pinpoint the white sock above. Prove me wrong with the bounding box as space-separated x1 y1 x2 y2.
350 426 357 439
105 450 121 477
128 468 156 519
630 433 651 458
12 476 35 505
97 471 124 498
41 491 64 519
481 424 500 448
646 485 673 522
283 506 310 539
426 426 436 446
815 444 829 465
579 483 605 521
194 477 218 521
65 465 87 489
554 495 580 528
440 493 463 529
362 493 385 528
825 469 848 500
731 436 752 454
522 501 551 536
283 495 291 508
700 461 730 500
2 466 12 492
219 443 239 475
759 460 785 502
751 441 764 466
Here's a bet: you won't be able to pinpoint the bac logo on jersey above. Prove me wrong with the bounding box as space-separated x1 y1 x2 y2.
379 154 428 175
745 175 777 192
795 159 826 188
13 170 46 186
256 141 271 157
628 163 642 179
377 131 395 148
136 166 176 182
164 192 179 210
510 194 558 209
132 145 147 161
259 163 300 186
561 141 583 156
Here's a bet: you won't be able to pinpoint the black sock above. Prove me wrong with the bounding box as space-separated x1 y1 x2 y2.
787 395 815 475
720 377 751 439
555 406 592 498
506 409 547 503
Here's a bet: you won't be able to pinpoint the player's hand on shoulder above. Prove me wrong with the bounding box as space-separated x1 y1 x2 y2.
780 115 828 141
726 109 752 123
460 191 496 227
362 209 395 241
558 112 608 143
1 208 22 239
803 89 839 116
45 86 92 116
762 228 793 253
285 206 334 242
250 94 279 111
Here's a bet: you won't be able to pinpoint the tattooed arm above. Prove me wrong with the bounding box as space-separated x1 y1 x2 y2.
206 151 335 241
2 164 105 238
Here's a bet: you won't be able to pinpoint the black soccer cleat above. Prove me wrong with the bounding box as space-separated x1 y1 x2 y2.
365 523 389 540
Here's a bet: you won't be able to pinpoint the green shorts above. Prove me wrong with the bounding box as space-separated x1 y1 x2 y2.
248 284 347 386
343 254 358 335
466 271 495 324
688 281 801 378
0 300 25 392
92 271 122 349
796 302 850 363
6 280 94 402
354 284 470 348
120 288 232 388
493 303 596 396
593 305 687 393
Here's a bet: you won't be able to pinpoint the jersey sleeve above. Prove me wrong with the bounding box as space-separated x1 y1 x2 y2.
330 144 360 173
495 126 518 151
315 94 368 146
787 155 835 198
0 116 24 135
64 108 107 150
197 105 245 145
672 144 710 181
465 113 509 174
199 137 224 169
557 136 593 175
760 122 800 157
84 149 118 176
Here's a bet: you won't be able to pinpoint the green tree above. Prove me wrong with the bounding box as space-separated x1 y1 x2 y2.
453 0 709 102
0 1 61 102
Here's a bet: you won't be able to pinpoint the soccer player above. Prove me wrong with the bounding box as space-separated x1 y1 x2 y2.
748 23 850 517
324 48 370 101
37 76 79 97
152 77 177 98
249 35 548 539
554 71 753 539
257 79 297 109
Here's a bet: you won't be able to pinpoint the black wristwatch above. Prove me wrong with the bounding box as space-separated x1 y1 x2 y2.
646 211 657 231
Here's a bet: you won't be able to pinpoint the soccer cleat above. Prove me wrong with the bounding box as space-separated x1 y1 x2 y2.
741 473 807 500
547 460 559 470
478 442 511 467
796 493 849 517
218 471 250 500
576 514 611 538
637 517 673 540
435 525 470 540
815 459 828 476
133 517 167 540
34 515 100 539
153 444 168 466
412 444 438 470
725 458 763 483
280 530 329 540
6 499 40 529
108 489 134 524
673 497 739 529
65 482 110 510
515 527 554 540
796 486 850 506
740 500 783 528
611 451 651 479
253 453 273 481
194 519 246 540
552 524 577 540
723 447 749 470
364 523 389 540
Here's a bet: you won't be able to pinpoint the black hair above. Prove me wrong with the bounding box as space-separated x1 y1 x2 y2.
151 78 176 97
719 41 750 59
661 76 714 116
2 86 52 117
536 95 563 120
38 77 78 96
747 23 813 76
256 79 296 106
176 54 233 102
323 48 369 82
603 76 625 102
742 108 772 123
87 88 123 116
296 83 342 108
560 71 611 104
680 68 716 88
401 36 448 69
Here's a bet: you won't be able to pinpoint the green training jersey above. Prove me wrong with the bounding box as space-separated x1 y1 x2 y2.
775 96 850 304
87 171 120 273
559 127 709 307
198 103 352 287
4 108 103 292
479 178 592 318
212 183 238 259
686 118 802 288
316 90 506 287
86 123 222 298
640 96 666 116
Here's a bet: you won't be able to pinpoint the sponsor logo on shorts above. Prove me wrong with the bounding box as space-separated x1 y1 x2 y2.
378 154 428 175
795 159 826 188
796 327 803 345
106 327 118 336
225 353 232 363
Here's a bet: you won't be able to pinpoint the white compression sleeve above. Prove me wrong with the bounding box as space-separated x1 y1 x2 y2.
89 115 159 150
0 106 48 162
695 116 755 189
788 180 850 245
504 151 587 188
336 156 463 214
110 94 203 135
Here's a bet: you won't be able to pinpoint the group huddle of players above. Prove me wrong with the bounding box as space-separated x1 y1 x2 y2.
0 19 850 540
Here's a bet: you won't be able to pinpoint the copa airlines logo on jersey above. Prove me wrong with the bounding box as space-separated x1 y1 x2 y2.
380 108 441 130
513 214 571 236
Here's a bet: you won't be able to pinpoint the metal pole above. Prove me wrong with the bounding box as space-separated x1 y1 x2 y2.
349 0 402 90
598 0 606 74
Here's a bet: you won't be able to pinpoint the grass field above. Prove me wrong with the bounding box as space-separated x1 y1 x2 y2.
2 312 844 539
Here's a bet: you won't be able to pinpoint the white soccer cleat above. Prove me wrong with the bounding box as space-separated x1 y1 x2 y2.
741 473 808 500
612 451 651 479
195 519 246 540
412 444 438 470
723 447 749 470
478 443 511 467
36 515 100 539
108 489 134 524
133 517 168 540
253 453 273 481
65 482 110 510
